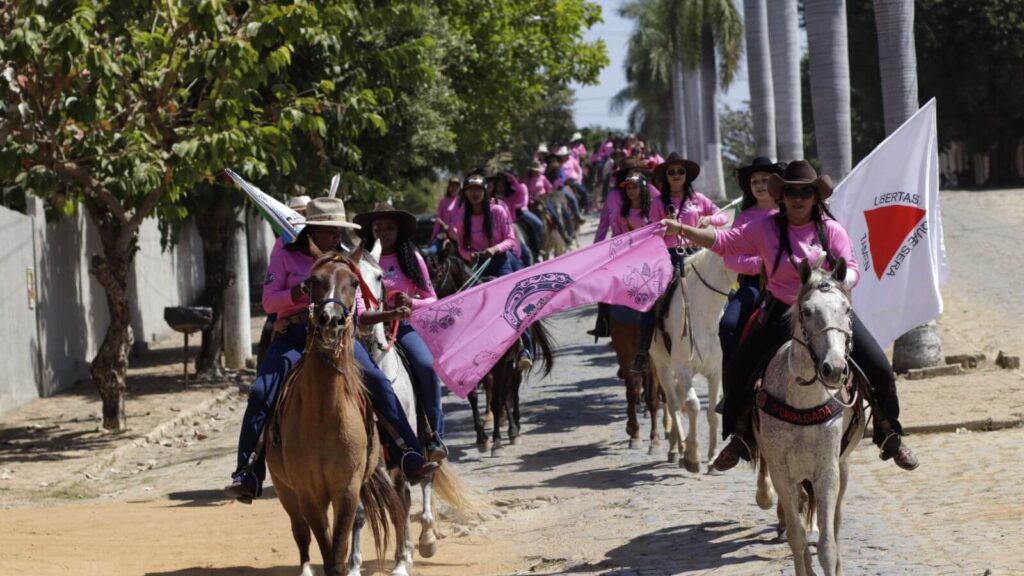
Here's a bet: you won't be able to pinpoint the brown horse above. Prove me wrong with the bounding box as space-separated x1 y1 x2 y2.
608 309 663 452
265 252 404 576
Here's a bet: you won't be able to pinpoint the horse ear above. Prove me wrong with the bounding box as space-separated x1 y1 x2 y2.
832 257 847 283
350 244 364 264
799 259 813 285
307 234 324 260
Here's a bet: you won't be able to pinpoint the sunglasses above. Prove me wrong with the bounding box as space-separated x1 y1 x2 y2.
782 186 817 200
667 169 687 177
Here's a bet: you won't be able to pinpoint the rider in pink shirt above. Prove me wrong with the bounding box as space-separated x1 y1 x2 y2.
430 176 462 243
664 160 918 474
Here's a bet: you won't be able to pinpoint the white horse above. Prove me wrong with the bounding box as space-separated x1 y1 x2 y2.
754 258 866 576
348 245 486 576
648 248 734 473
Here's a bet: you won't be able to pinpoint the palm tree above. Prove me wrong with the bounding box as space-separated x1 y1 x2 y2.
874 0 942 371
614 1 676 149
805 0 853 180
767 0 803 161
743 0 776 159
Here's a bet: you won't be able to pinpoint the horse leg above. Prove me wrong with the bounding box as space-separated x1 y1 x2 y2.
302 499 333 576
775 482 813 576
645 371 662 453
509 373 523 446
756 453 776 510
650 355 679 462
391 476 414 576
490 371 506 457
346 503 365 576
679 366 701 473
706 372 722 463
625 371 642 449
815 474 840 576
418 478 439 558
834 461 849 576
467 389 489 453
274 480 314 576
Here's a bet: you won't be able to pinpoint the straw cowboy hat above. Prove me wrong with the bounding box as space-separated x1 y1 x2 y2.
353 202 417 237
653 152 701 184
554 145 571 157
528 159 545 172
571 132 584 142
613 156 648 182
736 156 786 196
297 197 361 229
766 160 834 201
287 195 312 213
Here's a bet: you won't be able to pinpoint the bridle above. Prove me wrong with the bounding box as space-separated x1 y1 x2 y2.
307 297 353 359
787 279 855 403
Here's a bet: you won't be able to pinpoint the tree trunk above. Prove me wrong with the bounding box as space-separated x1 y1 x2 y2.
805 0 853 181
700 27 726 200
768 0 804 160
682 64 704 170
192 193 237 378
744 0 777 159
223 211 252 369
83 201 138 432
876 0 942 370
670 61 688 154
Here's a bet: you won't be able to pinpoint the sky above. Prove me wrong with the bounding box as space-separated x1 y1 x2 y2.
572 0 751 132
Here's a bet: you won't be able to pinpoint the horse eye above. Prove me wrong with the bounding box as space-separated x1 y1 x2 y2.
350 279 359 288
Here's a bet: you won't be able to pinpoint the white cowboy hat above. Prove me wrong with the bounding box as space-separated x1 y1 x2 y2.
571 132 583 142
555 145 570 157
296 197 361 229
536 142 549 154
287 195 312 213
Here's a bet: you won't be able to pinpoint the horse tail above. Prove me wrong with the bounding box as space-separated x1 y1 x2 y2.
432 462 497 522
360 465 406 563
801 479 817 533
529 320 556 378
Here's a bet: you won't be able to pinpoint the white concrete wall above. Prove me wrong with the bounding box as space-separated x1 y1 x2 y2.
0 206 42 414
128 218 205 350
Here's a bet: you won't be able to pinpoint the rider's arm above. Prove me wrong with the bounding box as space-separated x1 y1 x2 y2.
262 246 305 315
409 253 438 309
826 221 861 289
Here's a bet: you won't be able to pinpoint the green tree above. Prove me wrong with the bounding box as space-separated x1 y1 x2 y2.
0 2 352 430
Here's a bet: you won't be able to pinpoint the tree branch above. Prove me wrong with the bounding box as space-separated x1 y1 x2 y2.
54 160 129 224
116 180 168 253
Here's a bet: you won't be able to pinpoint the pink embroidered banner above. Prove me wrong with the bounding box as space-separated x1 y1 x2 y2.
411 223 672 398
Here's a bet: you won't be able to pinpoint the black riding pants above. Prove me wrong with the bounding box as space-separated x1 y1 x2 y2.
721 299 903 446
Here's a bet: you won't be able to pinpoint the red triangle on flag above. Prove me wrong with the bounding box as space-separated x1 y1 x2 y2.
864 205 926 279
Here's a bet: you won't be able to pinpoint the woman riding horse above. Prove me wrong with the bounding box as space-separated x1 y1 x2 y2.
449 174 534 370
225 198 439 504
631 153 729 374
354 203 448 463
662 161 919 473
718 157 787 372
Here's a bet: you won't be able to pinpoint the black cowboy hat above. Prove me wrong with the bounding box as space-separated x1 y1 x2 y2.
613 156 648 183
353 202 417 238
766 160 834 201
736 156 787 195
653 152 700 185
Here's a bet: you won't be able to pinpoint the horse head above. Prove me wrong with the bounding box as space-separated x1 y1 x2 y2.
307 252 361 353
793 258 853 389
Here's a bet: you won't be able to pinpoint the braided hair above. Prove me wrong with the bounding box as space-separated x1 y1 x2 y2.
360 222 429 291
771 195 839 275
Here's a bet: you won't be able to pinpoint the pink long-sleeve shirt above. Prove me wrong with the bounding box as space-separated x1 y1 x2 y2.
592 140 614 163
523 172 552 199
562 154 583 182
497 174 528 213
711 217 860 305
611 198 666 237
430 195 461 241
723 206 778 276
262 241 364 320
379 252 437 310
663 191 730 249
593 187 621 242
449 203 520 262
571 142 588 161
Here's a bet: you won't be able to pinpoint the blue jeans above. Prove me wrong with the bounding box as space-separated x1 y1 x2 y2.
563 188 582 221
233 323 424 492
519 209 544 253
481 252 534 357
518 236 534 267
397 321 444 437
718 275 762 369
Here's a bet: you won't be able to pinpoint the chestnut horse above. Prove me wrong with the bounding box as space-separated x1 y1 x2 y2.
608 308 663 452
265 252 404 576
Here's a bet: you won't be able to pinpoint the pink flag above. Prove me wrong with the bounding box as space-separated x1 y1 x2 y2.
411 223 672 398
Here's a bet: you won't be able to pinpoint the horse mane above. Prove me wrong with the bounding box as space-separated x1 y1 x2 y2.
785 265 852 330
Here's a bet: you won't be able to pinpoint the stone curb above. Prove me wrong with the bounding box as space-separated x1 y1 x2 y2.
75 386 241 481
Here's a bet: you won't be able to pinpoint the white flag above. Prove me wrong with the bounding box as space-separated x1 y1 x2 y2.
829 99 948 347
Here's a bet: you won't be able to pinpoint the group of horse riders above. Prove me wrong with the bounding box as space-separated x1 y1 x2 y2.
224 131 918 506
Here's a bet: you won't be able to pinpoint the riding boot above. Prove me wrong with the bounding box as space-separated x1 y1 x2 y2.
587 303 611 341
710 409 755 472
630 309 656 373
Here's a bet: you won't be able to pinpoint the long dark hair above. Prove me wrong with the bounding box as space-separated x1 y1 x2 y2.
657 177 696 216
360 224 429 291
771 195 839 274
285 227 313 252
461 186 493 250
620 182 651 222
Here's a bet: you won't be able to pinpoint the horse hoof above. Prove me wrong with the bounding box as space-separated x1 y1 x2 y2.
756 491 775 510
647 442 660 455
667 451 678 464
492 446 505 457
681 458 701 474
418 538 438 558
628 438 642 450
391 565 411 576
477 441 489 454
510 436 522 446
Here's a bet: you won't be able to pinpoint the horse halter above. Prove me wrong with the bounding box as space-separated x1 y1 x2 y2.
308 297 353 354
789 279 854 390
